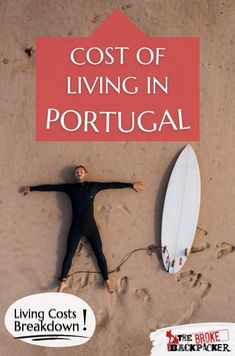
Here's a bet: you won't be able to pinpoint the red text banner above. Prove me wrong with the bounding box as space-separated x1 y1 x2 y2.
36 9 199 141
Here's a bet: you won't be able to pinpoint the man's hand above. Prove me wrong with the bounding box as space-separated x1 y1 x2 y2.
18 186 30 196
132 182 145 192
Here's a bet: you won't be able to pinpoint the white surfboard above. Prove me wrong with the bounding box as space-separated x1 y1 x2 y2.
161 145 201 273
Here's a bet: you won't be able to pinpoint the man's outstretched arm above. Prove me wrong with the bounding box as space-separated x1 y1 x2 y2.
93 181 145 193
18 184 69 195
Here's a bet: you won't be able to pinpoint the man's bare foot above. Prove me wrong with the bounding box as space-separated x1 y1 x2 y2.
133 182 145 192
104 279 114 294
57 279 68 293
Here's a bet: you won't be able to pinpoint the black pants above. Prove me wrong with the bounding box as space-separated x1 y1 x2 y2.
60 222 108 281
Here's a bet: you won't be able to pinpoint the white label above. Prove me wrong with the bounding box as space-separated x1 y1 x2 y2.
5 292 96 347
150 323 235 355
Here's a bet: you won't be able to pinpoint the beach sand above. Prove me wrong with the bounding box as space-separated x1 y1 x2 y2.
0 1 235 355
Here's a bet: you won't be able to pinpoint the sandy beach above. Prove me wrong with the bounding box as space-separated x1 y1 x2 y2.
0 1 235 355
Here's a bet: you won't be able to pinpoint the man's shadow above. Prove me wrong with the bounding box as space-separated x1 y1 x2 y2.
154 148 183 270
40 165 76 291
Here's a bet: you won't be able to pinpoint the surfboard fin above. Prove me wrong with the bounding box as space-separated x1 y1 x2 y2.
184 248 189 257
171 259 175 268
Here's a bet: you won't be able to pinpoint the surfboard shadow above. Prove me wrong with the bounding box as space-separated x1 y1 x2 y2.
39 165 76 291
154 147 184 271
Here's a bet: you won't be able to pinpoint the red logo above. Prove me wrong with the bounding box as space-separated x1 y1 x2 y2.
166 330 179 350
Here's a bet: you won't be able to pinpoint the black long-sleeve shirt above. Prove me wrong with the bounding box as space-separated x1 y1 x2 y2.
30 181 133 233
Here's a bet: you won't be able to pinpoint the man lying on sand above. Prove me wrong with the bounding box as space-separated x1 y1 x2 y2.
19 166 145 293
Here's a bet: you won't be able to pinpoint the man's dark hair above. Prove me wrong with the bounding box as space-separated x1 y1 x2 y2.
74 165 87 173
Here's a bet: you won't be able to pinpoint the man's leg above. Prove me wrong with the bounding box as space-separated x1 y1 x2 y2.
87 227 113 293
57 222 82 292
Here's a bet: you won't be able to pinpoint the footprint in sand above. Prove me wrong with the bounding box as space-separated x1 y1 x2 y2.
118 203 132 217
176 270 201 288
66 275 74 290
98 204 112 226
149 300 201 329
191 227 209 253
194 280 211 298
175 271 211 325
176 301 199 325
96 309 109 329
89 273 102 288
80 273 89 288
149 301 200 330
196 226 208 236
116 276 128 294
191 242 210 253
216 241 234 259
176 270 211 297
134 288 151 302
